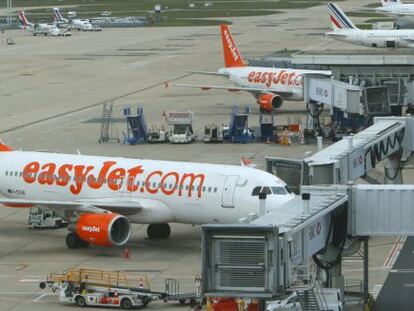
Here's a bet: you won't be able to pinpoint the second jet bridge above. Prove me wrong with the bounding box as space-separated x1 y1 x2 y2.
266 116 414 190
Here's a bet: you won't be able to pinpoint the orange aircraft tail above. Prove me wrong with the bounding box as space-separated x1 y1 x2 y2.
0 138 12 152
220 24 247 68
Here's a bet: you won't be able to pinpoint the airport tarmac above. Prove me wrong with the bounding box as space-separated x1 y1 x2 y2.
0 0 409 310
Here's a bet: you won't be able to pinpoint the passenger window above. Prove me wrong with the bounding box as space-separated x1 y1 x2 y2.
208 187 211 192
214 187 217 193
251 186 262 196
5 171 8 176
14 171 18 177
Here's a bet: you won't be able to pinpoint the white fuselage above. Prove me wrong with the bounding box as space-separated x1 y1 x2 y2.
23 22 61 36
326 29 414 48
0 151 294 225
70 19 93 30
377 5 414 26
218 67 330 101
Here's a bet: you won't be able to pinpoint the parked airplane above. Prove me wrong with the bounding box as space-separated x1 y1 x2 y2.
53 8 100 31
376 0 414 28
0 139 294 249
19 11 71 37
326 3 414 48
175 25 331 112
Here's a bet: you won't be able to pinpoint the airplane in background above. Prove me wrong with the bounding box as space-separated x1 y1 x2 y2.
53 8 100 31
326 3 414 48
175 25 331 112
0 138 294 249
376 0 414 28
18 11 71 37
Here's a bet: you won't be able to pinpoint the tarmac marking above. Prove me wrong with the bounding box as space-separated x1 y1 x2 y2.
370 284 383 300
390 269 414 273
20 279 43 283
384 236 406 268
32 293 48 302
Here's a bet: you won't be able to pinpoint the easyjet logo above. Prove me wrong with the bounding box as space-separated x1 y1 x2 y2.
247 70 303 88
22 161 205 198
224 30 239 61
82 225 100 233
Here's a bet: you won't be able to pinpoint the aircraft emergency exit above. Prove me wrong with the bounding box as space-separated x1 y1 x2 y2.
326 3 414 48
0 139 294 249
175 25 331 112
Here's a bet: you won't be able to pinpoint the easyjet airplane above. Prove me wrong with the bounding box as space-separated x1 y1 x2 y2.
0 139 294 249
175 25 331 112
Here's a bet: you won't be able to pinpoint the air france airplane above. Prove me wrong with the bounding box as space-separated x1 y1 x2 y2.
53 8 95 31
175 25 331 112
376 0 414 28
0 139 294 249
326 3 414 48
18 11 70 37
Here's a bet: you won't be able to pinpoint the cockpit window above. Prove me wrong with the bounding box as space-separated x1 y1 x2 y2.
285 185 293 193
271 187 287 195
262 187 271 195
252 186 261 196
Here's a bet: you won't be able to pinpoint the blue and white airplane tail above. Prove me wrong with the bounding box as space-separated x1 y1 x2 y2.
328 3 359 31
53 7 68 23
381 0 401 7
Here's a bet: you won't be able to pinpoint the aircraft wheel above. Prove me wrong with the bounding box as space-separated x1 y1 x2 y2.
147 223 171 239
66 232 89 249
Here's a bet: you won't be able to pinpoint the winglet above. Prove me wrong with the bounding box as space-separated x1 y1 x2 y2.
220 24 247 68
0 138 12 152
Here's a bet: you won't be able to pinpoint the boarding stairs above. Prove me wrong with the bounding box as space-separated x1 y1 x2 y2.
228 105 253 143
290 267 328 311
99 101 119 143
123 106 147 144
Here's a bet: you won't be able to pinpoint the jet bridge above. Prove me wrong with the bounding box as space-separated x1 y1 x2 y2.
266 116 414 191
202 184 414 307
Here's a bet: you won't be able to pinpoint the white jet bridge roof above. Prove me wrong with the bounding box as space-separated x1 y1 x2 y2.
292 50 414 66
252 186 348 234
305 120 404 165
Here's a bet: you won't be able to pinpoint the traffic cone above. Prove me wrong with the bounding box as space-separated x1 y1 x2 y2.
138 277 144 289
123 247 130 259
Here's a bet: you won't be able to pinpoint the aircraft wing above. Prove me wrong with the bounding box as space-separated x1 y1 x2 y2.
174 83 293 96
0 197 143 216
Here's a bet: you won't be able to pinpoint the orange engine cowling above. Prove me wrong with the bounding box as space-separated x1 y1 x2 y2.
73 213 131 247
257 93 283 111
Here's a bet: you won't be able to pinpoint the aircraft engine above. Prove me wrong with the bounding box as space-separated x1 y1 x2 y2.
257 93 283 111
71 213 131 247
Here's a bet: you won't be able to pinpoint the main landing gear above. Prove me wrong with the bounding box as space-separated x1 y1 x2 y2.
147 223 171 239
66 232 89 249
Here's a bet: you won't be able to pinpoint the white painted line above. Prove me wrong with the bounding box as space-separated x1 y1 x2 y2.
370 284 383 300
404 284 414 287
20 279 43 283
390 269 414 273
384 236 406 268
33 293 48 302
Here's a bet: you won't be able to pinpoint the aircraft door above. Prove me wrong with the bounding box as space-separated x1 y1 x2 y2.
221 175 239 208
